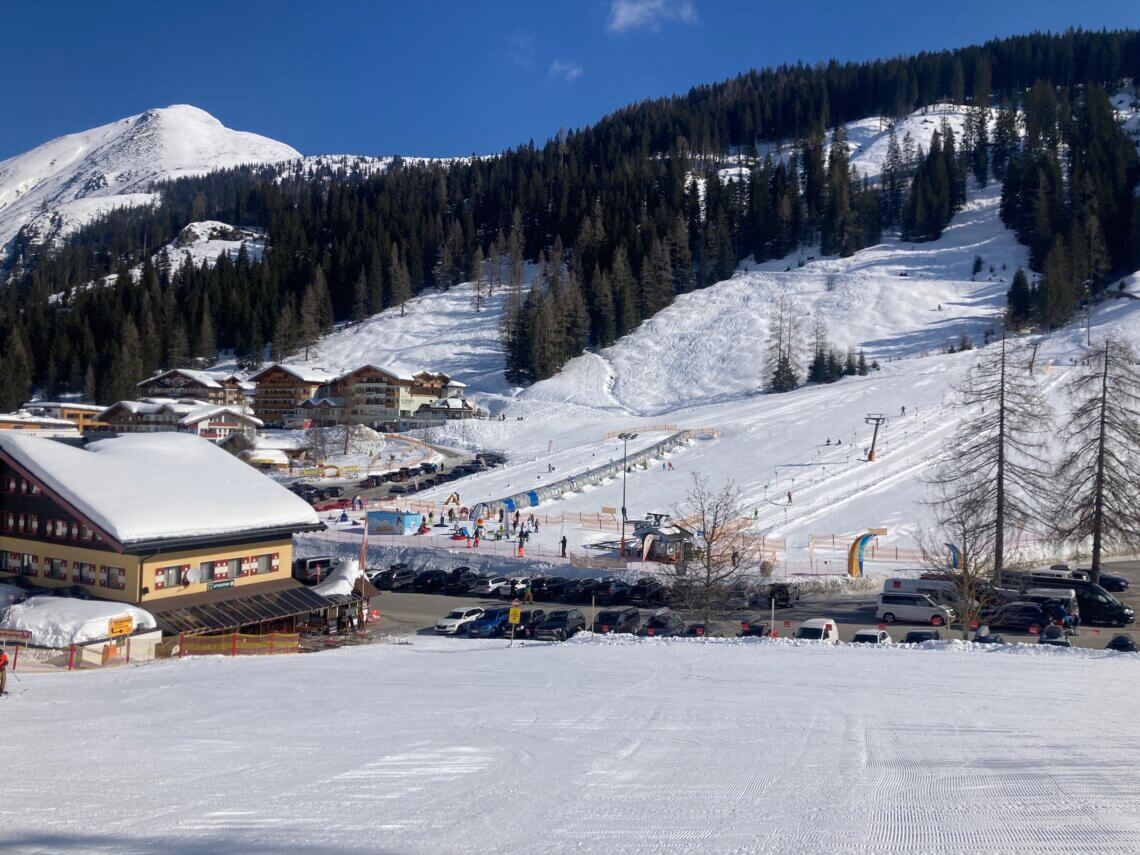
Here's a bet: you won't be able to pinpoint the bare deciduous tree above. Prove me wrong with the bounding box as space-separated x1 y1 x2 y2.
1053 338 1140 583
919 479 1001 639
931 332 1052 576
663 475 764 624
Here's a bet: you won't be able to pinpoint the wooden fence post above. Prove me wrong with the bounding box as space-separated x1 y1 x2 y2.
179 633 185 658
67 644 76 671
230 633 238 656
268 633 276 655
11 646 19 671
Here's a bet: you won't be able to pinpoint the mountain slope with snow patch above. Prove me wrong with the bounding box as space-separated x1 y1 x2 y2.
0 105 299 255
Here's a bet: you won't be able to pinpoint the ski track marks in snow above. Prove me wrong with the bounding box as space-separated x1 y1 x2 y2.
4 639 1140 854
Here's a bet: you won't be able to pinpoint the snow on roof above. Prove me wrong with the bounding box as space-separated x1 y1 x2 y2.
0 596 157 647
252 363 338 384
0 432 320 547
423 397 472 410
0 412 78 428
22 401 106 413
98 399 262 427
339 363 417 383
242 448 290 466
138 368 223 389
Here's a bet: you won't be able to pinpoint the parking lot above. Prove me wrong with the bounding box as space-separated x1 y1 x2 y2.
364 560 1140 650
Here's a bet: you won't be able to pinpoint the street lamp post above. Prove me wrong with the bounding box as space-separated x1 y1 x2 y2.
618 432 638 557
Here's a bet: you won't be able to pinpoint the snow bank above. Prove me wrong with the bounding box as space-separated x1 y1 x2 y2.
309 557 360 597
0 596 156 647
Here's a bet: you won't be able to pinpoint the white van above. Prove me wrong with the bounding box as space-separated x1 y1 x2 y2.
883 578 970 610
793 618 841 643
877 592 955 626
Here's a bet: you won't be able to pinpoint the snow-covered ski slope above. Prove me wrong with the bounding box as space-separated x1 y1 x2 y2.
303 101 1140 558
0 105 300 253
4 636 1139 853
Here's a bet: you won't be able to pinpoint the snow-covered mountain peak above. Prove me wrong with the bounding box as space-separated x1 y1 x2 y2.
0 104 300 256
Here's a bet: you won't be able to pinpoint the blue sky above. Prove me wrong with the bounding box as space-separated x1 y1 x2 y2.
2 0 1137 160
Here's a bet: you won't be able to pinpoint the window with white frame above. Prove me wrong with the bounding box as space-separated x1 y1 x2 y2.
45 558 68 581
76 562 96 585
102 566 126 590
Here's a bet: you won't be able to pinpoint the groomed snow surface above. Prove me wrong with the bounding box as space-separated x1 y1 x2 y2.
3 637 1139 853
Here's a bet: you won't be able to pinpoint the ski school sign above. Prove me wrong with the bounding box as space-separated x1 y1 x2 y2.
0 628 32 642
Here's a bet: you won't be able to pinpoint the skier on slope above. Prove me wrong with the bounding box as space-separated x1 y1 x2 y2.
0 648 8 696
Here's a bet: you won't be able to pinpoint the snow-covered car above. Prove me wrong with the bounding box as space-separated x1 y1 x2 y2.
434 607 485 635
851 629 892 644
469 576 510 597
794 618 841 643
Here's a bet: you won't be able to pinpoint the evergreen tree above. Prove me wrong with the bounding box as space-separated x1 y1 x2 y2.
352 269 369 323
389 244 413 316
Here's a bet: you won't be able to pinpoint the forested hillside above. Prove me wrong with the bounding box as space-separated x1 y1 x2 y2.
1 29 1138 408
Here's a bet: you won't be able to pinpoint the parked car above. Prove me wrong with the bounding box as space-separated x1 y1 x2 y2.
982 602 1053 633
593 607 640 634
1096 572 1130 593
293 555 337 584
534 609 587 641
466 607 513 638
794 618 841 643
759 582 802 609
390 568 418 591
444 570 480 595
630 578 669 607
1106 634 1138 653
434 607 485 635
469 576 511 597
567 578 601 603
412 569 450 593
683 621 727 638
851 628 892 644
518 608 547 637
636 609 685 637
387 484 409 495
903 629 942 644
876 592 955 626
499 577 532 599
596 580 633 605
1025 578 1134 626
738 620 771 638
529 577 566 600
1037 625 1072 647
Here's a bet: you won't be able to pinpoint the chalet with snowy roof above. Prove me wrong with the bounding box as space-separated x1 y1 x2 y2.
0 432 327 633
19 401 107 433
137 368 247 406
401 396 477 429
250 363 339 427
97 399 263 443
633 515 695 563
0 412 81 438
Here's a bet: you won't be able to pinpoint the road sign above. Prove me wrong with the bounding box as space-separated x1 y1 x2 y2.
511 598 521 607
508 607 521 625
108 616 134 637
0 629 31 642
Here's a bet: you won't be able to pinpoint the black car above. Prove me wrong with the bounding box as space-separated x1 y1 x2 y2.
390 568 418 591
630 579 669 607
636 610 685 637
1096 573 1130 593
762 582 802 609
443 571 480 595
983 602 1053 633
738 620 771 638
534 609 587 641
596 580 632 605
1106 633 1138 653
388 484 410 495
530 577 567 601
593 607 640 634
1018 577 1134 626
518 608 547 637
412 569 449 593
569 579 601 603
904 629 942 644
684 621 727 638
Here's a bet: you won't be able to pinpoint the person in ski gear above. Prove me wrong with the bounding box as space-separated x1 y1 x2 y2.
560 536 568 558
787 491 793 504
0 648 8 696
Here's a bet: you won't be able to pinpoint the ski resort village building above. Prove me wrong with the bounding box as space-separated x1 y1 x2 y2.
0 412 81 438
18 401 107 433
96 399 263 443
137 368 251 406
0 432 327 634
254 362 473 430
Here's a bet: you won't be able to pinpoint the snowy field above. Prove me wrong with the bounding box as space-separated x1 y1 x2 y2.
3 637 1139 854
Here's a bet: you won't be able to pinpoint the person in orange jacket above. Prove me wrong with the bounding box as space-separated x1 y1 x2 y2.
0 648 9 696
